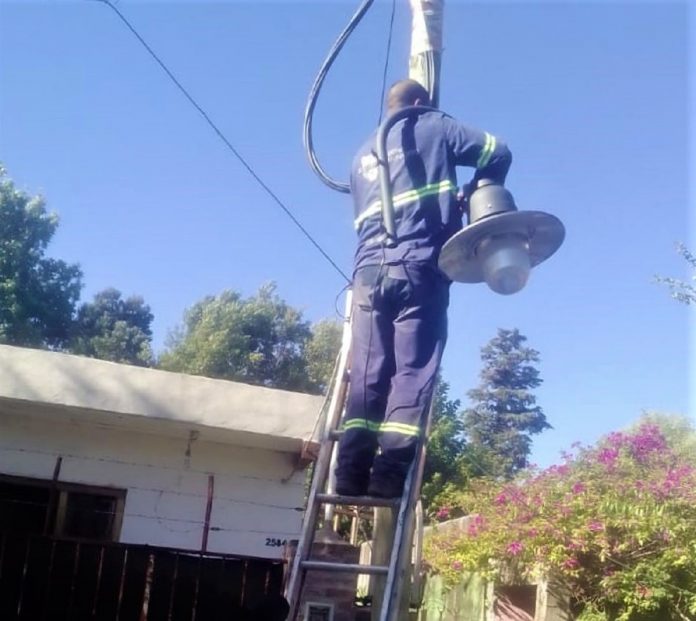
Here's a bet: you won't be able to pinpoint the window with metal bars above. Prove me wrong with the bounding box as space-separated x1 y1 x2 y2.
0 474 125 541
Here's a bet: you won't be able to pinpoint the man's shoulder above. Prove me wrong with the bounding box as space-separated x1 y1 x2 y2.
418 109 457 128
352 130 380 185
353 130 378 159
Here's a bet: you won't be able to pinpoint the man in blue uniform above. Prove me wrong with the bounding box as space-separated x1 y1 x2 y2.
335 79 512 498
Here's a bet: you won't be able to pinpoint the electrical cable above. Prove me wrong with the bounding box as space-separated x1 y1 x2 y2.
303 0 375 193
91 0 350 284
377 0 397 127
333 282 351 320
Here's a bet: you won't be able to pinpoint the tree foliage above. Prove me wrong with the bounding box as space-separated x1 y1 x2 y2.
463 328 550 479
425 417 696 621
304 319 342 394
421 378 468 515
0 168 82 348
69 288 154 366
159 283 328 392
655 243 696 305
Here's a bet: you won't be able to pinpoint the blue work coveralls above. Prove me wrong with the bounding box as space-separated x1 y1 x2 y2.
335 109 512 497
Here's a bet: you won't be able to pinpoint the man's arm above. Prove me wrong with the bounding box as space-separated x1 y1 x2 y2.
442 115 512 185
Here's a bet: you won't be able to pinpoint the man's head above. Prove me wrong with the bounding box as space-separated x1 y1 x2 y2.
386 79 432 114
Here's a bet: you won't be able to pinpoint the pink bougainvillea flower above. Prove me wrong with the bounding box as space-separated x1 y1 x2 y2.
507 541 523 556
436 507 450 521
451 560 463 571
587 520 604 532
597 448 619 466
562 557 580 569
571 482 586 494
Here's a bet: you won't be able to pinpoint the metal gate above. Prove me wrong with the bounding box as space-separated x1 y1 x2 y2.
0 533 284 620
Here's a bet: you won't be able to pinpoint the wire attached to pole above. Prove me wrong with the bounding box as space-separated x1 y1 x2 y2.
91 0 351 284
377 0 397 127
303 0 375 194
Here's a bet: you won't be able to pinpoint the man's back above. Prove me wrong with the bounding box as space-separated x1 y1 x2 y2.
350 109 511 271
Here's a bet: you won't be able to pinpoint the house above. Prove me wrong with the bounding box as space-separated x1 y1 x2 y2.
0 344 323 619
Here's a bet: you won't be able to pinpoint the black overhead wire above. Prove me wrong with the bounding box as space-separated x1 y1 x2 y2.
377 0 397 126
303 0 375 193
92 0 351 284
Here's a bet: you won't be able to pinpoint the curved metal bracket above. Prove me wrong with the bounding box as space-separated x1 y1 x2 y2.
375 105 435 247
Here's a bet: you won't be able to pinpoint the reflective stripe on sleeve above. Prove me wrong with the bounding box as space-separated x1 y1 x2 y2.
354 179 456 230
476 132 497 169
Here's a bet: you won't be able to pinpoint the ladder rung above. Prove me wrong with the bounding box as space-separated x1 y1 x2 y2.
316 493 400 508
300 560 388 575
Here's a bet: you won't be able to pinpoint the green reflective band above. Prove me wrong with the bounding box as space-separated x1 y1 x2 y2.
379 422 421 437
342 419 381 432
477 132 497 169
341 419 421 437
354 180 456 229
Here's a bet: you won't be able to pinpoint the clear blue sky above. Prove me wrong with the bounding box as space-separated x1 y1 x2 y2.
0 1 692 467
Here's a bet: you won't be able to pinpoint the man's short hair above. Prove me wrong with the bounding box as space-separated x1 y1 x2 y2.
387 79 432 111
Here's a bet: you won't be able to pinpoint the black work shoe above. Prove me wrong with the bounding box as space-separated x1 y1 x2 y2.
367 477 405 499
335 479 368 497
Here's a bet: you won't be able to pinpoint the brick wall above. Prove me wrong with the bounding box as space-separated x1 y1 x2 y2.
287 540 362 621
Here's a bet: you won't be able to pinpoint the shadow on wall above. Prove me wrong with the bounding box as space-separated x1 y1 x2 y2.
237 593 290 621
494 593 534 621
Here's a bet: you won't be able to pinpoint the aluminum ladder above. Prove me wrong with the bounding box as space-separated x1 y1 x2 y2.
286 292 431 621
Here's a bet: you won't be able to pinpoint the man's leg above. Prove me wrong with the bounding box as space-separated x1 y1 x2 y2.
368 265 449 498
335 267 395 496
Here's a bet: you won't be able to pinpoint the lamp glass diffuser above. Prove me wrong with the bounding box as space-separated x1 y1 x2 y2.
478 235 531 295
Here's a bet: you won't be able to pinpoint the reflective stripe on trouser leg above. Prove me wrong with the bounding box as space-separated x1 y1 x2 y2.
371 265 449 483
335 267 394 486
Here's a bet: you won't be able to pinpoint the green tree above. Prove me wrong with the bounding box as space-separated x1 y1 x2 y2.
655 243 696 305
0 168 82 348
421 378 468 514
159 283 315 391
304 319 342 393
69 288 154 366
463 328 550 479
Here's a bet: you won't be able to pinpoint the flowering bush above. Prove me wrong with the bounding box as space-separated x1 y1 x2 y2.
424 421 696 620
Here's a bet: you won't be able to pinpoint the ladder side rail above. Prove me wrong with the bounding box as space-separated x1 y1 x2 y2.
410 500 425 607
380 397 436 621
286 292 353 620
323 290 353 524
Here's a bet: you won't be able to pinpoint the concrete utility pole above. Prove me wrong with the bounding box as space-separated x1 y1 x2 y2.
408 0 444 107
370 6 445 620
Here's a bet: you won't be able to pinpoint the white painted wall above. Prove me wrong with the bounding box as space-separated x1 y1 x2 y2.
0 344 321 453
0 410 307 559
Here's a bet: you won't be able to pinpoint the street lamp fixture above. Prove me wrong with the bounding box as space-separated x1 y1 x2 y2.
438 180 565 294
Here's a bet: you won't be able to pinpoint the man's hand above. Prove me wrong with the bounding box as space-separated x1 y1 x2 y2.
456 182 475 217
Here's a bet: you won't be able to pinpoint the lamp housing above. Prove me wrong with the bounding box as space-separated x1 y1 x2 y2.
438 180 565 294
